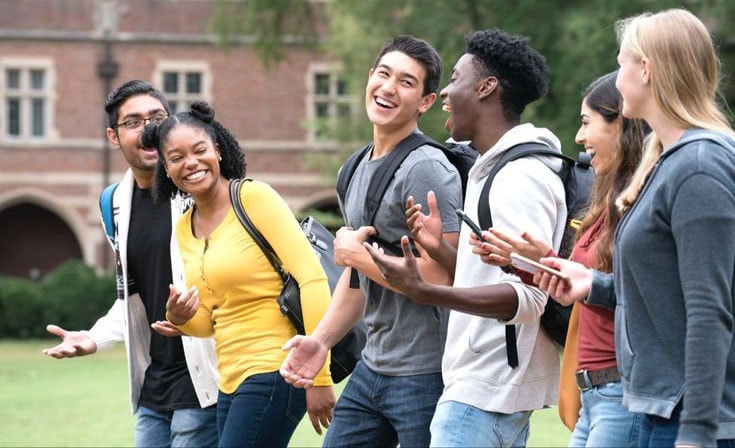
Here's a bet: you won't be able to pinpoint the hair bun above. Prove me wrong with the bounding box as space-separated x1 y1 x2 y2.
189 101 215 124
140 123 160 149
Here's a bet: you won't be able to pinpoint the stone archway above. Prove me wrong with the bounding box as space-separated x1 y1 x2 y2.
0 202 83 279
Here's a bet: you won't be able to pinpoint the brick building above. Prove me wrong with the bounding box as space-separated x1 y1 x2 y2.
0 0 349 278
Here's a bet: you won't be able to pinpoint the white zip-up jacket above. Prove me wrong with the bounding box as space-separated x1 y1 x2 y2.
87 169 218 412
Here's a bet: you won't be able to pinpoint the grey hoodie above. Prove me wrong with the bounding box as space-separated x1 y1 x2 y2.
588 130 735 447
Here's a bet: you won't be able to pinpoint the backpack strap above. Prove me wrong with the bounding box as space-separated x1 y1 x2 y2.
364 132 441 226
336 143 372 221
477 143 573 230
228 178 288 283
100 182 120 242
336 133 443 287
474 142 573 369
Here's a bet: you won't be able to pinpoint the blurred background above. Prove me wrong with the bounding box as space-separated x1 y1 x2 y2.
0 1 732 444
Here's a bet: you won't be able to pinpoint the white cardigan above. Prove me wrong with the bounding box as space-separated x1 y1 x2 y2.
87 169 218 412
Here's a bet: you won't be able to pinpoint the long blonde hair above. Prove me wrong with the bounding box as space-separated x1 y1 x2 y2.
615 9 734 211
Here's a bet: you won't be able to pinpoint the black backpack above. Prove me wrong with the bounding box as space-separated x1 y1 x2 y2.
477 142 594 367
336 132 476 288
336 132 476 254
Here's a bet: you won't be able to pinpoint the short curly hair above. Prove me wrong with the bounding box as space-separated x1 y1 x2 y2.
466 29 549 120
141 101 246 203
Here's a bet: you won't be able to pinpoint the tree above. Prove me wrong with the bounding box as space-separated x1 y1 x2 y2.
212 0 735 158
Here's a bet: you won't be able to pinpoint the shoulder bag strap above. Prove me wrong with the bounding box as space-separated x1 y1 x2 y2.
228 178 288 282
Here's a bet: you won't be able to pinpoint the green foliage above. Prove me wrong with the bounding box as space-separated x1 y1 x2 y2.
211 0 735 167
210 0 320 67
0 260 115 338
0 277 44 338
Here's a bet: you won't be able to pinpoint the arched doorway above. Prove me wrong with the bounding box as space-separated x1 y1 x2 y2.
0 203 83 279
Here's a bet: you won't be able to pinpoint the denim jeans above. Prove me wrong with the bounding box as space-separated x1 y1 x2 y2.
638 404 735 447
216 371 305 448
323 361 443 448
134 405 218 447
569 381 640 447
429 400 531 447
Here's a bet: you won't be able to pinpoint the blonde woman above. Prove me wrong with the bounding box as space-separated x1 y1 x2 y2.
534 9 735 447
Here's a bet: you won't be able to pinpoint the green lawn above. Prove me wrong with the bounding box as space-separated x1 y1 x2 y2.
0 340 570 447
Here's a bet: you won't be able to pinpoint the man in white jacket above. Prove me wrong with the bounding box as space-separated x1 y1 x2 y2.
43 80 218 447
364 29 564 447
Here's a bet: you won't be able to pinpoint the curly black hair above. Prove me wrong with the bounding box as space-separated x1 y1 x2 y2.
466 29 549 120
141 101 246 203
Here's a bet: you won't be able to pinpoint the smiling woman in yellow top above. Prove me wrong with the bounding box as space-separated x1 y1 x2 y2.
143 101 334 448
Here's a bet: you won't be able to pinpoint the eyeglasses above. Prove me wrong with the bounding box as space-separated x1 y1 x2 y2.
113 114 168 131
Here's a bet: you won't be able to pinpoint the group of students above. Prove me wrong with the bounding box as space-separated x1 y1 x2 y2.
41 6 735 448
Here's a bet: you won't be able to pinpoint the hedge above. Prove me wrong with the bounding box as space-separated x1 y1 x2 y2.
0 260 115 338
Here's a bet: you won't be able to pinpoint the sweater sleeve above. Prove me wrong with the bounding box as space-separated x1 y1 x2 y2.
671 173 735 447
242 181 333 386
87 298 126 351
586 270 616 309
489 158 566 325
171 302 215 338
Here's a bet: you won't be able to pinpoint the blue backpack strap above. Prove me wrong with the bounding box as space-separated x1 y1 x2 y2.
99 182 120 241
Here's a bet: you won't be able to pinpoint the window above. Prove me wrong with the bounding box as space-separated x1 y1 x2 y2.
308 64 355 141
154 62 211 113
1 60 54 141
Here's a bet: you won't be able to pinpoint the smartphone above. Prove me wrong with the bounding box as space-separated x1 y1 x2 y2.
455 209 486 242
510 252 570 282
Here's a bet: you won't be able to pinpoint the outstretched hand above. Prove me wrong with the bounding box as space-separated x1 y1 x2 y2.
42 325 97 359
151 320 185 337
280 336 329 389
165 284 199 325
363 236 425 299
470 228 552 267
406 192 444 255
533 257 592 306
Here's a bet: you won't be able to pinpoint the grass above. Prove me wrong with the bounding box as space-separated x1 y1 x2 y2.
0 340 570 447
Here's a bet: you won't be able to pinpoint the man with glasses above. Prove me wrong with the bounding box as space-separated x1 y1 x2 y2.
43 80 218 447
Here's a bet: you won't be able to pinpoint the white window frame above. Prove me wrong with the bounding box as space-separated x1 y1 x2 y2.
306 62 355 143
0 57 57 143
153 61 212 113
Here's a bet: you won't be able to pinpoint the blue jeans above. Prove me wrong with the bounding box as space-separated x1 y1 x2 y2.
323 361 443 448
430 400 531 447
569 381 640 447
638 404 735 447
216 371 305 448
134 405 218 447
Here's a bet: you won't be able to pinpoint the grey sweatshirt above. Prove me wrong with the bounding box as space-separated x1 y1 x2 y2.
588 130 735 447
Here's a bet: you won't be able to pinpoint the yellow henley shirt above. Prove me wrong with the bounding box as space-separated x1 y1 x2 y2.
174 180 332 393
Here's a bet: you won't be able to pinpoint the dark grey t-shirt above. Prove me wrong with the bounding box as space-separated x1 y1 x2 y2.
344 143 463 375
